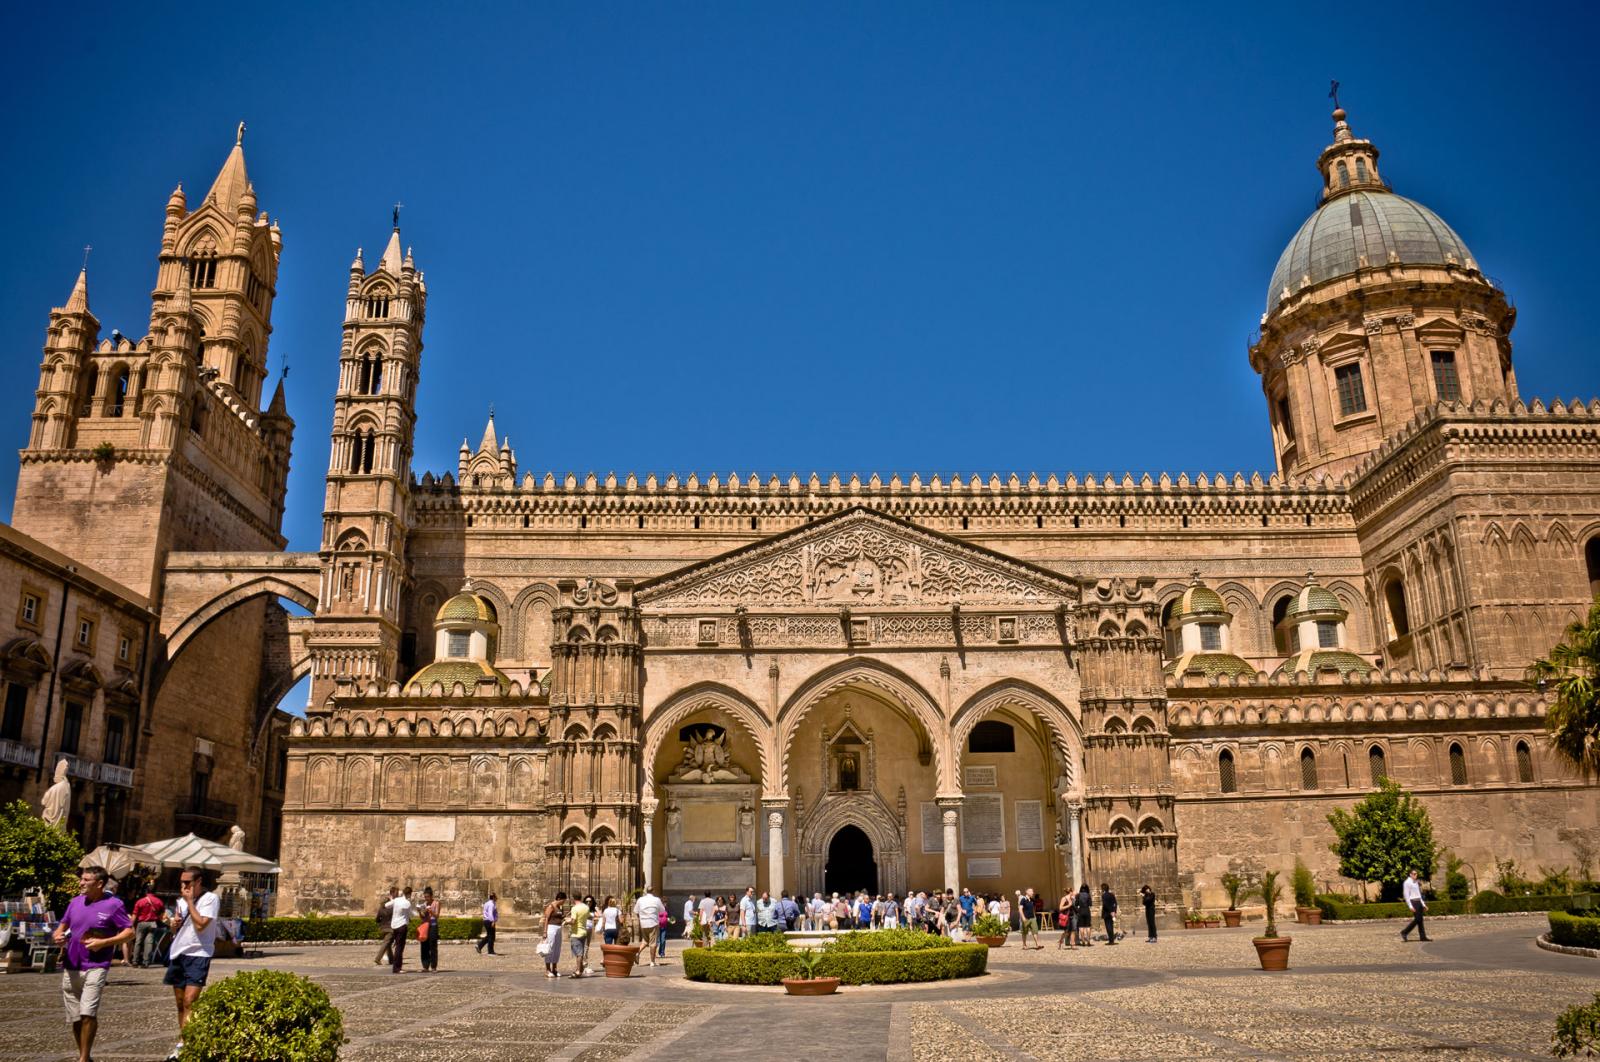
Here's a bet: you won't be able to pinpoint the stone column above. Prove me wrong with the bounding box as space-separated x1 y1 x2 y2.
639 794 659 889
1066 801 1084 891
937 796 963 893
763 799 787 897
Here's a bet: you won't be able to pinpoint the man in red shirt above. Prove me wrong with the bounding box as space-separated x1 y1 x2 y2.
131 884 166 968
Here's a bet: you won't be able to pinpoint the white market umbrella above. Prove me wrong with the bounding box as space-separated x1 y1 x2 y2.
80 843 158 880
135 833 281 874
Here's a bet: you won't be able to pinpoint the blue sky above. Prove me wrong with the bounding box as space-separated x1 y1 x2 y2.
2 1 1598 559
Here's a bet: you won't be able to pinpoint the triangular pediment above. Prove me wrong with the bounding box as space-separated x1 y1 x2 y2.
636 506 1080 610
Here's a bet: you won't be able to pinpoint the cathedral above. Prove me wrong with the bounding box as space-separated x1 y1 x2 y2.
3 106 1597 922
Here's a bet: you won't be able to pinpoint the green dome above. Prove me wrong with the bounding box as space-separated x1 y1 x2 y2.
1286 581 1344 619
1169 582 1228 621
1166 651 1256 678
438 591 496 625
407 659 509 690
1267 190 1475 313
1276 649 1373 677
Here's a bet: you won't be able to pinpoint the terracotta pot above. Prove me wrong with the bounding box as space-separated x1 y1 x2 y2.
1204 920 1221 928
975 935 1008 947
1295 907 1322 925
600 943 638 978
1252 935 1292 971
782 976 841 996
1223 910 1242 928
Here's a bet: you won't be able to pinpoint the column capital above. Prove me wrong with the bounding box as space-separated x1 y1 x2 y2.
760 795 791 811
640 794 660 815
935 793 965 809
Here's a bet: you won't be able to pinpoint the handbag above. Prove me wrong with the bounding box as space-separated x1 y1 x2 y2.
417 921 430 942
1057 912 1068 928
536 937 551 957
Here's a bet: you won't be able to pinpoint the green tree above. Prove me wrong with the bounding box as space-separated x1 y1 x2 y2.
1531 600 1600 774
0 800 83 911
1326 780 1438 901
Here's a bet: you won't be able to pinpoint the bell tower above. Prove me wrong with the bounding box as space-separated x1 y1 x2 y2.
307 219 426 705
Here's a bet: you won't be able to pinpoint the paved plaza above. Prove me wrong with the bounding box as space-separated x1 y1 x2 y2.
1 914 1596 1061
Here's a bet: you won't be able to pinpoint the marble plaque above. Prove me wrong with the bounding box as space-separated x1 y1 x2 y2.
964 765 998 788
1015 800 1044 851
682 802 737 844
920 802 943 853
966 857 1002 879
404 815 456 842
960 794 1005 853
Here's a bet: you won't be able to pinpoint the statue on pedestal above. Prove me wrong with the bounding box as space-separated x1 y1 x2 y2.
227 824 247 851
666 726 750 783
40 759 71 828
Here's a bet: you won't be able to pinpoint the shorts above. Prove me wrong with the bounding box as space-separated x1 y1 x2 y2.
164 954 212 989
62 967 108 1022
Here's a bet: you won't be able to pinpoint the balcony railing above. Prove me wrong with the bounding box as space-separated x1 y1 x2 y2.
61 754 98 780
0 738 41 769
175 796 238 823
98 763 135 788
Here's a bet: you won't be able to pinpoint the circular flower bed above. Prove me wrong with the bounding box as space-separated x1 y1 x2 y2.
682 928 988 986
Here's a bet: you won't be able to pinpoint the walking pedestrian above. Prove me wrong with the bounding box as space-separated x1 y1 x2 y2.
601 895 621 945
569 895 593 977
1100 882 1119 944
1058 889 1076 949
387 886 415 973
713 896 728 940
1075 884 1093 946
1400 870 1431 942
1140 884 1158 943
373 886 399 965
417 887 441 971
737 887 756 939
1016 890 1041 949
164 866 221 1059
54 865 134 1062
683 894 698 939
541 891 566 978
475 892 498 954
634 886 665 967
698 891 716 937
131 882 165 968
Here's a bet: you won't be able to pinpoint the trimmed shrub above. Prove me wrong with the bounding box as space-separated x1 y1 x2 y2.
1473 890 1598 915
243 916 481 942
705 931 794 953
1554 992 1600 1058
1549 911 1600 950
825 929 954 952
179 970 344 1061
1313 891 1598 920
683 942 988 985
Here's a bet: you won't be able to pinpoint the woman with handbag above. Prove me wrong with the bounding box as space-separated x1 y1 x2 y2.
540 892 566 978
417 887 441 971
1058 890 1076 949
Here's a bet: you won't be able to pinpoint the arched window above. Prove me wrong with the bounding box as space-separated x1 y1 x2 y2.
1199 623 1223 651
80 366 99 417
1218 749 1237 793
1449 743 1468 786
1586 537 1600 598
347 429 376 474
1300 747 1318 790
356 353 383 395
1515 741 1534 783
1383 577 1411 640
1160 599 1178 659
1337 161 1350 187
1272 595 1294 654
109 367 129 417
1368 745 1387 786
1355 157 1368 182
967 720 1015 754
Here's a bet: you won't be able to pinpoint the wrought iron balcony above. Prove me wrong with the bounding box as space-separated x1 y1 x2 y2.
0 738 41 769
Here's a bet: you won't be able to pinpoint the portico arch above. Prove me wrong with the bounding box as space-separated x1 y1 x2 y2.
642 682 775 792
800 795 905 898
778 659 949 792
951 679 1085 793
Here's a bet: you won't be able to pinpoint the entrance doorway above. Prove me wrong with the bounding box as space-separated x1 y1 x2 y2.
824 825 878 895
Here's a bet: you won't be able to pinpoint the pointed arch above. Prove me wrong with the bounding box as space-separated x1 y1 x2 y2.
950 678 1084 793
778 659 947 793
643 682 774 792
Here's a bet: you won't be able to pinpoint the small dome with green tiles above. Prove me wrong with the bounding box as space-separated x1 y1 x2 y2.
1285 575 1345 620
1165 651 1256 679
1168 575 1230 622
437 589 497 626
1276 648 1373 678
408 658 509 691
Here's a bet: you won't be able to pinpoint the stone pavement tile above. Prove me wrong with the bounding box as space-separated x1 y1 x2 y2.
573 1047 638 1062
1412 1019 1556 1055
1196 1016 1441 1054
344 1044 565 1061
909 1012 1011 1062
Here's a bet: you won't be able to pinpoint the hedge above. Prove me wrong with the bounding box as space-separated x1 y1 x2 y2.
1314 891 1599 920
179 970 344 1061
242 916 482 942
682 942 988 985
1549 911 1600 950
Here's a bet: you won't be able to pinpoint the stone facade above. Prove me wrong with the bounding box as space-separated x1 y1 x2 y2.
11 109 1600 918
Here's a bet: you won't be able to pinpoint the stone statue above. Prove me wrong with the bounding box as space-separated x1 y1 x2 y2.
838 751 860 791
227 824 247 851
666 726 750 783
40 759 71 828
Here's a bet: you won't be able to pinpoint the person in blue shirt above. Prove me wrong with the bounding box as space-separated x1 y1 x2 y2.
855 893 871 929
958 888 976 928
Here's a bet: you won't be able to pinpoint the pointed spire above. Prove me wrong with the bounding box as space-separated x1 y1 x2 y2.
64 267 90 315
167 182 186 216
170 257 193 313
267 377 288 417
379 227 403 274
478 408 498 453
204 124 251 210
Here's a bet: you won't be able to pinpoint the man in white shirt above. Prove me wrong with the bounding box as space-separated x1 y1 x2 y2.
737 887 756 939
683 895 698 939
475 893 498 955
1400 870 1430 942
634 886 665 967
387 886 416 972
163 866 221 1060
697 892 716 936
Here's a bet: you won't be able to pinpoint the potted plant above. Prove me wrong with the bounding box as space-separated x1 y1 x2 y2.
690 911 712 948
1221 872 1246 928
972 912 1010 946
781 949 840 996
601 916 638 977
1292 859 1322 925
1251 869 1293 971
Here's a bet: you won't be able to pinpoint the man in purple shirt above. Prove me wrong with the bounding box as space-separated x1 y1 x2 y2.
52 865 134 1062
